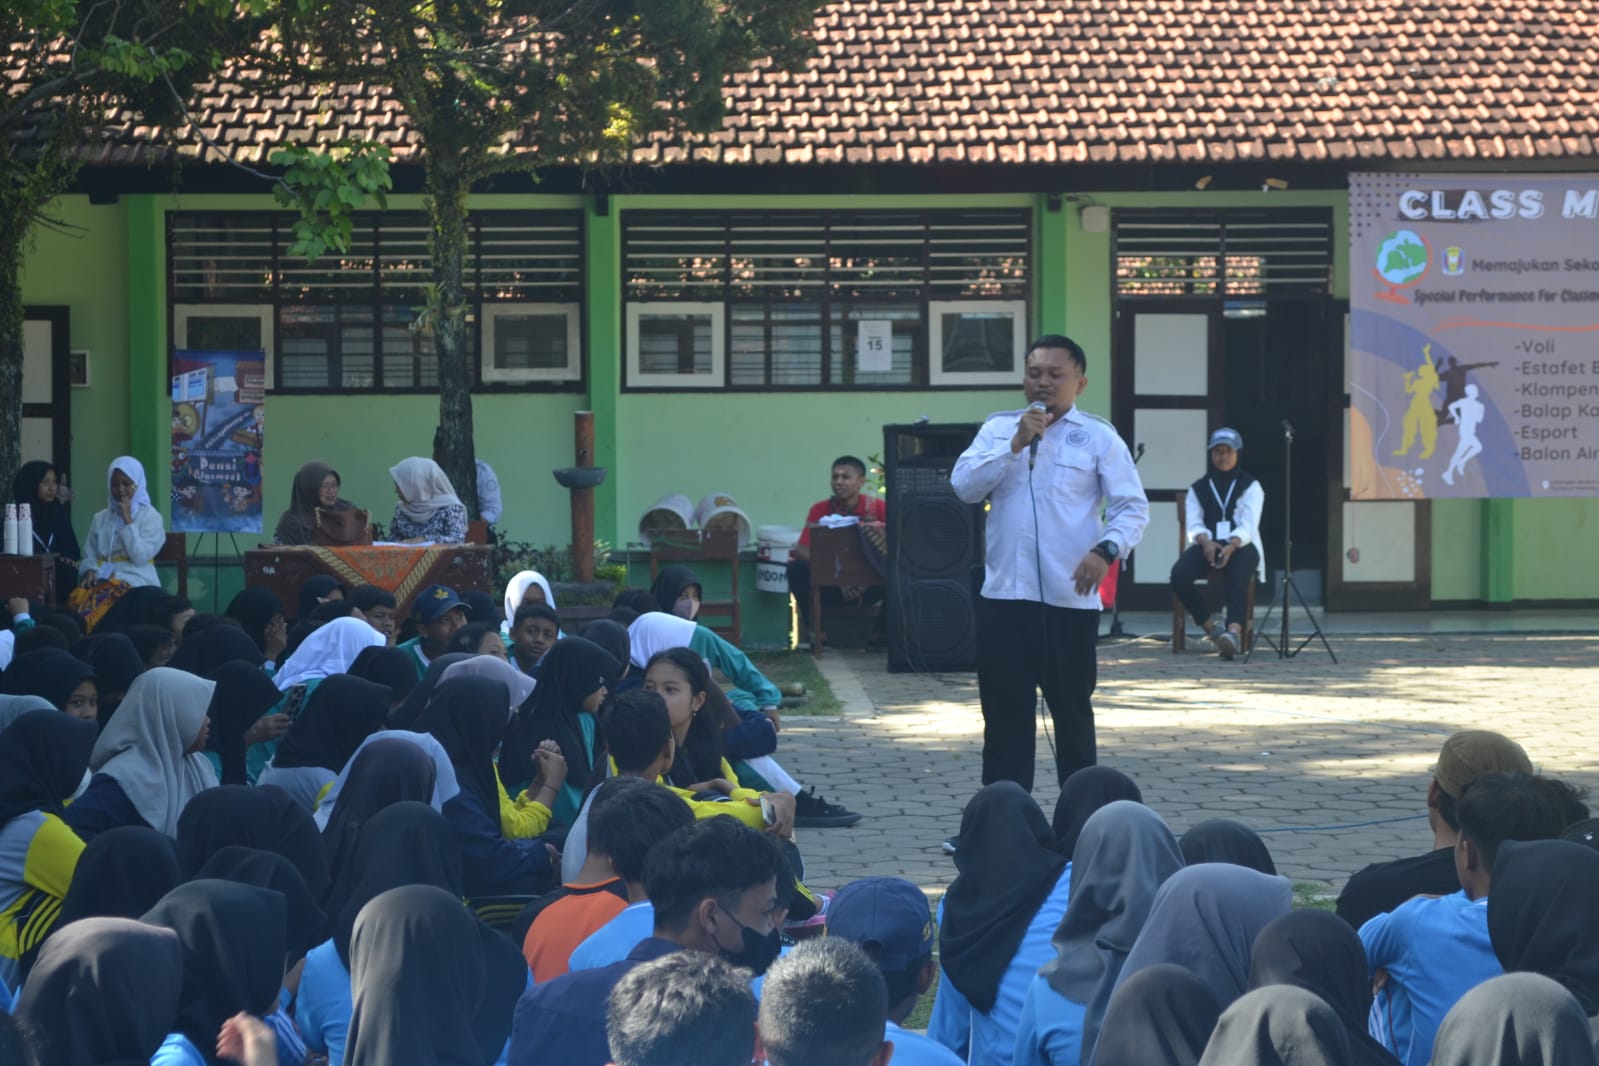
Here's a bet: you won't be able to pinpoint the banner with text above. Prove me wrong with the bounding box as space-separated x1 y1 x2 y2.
1349 172 1599 499
170 349 267 533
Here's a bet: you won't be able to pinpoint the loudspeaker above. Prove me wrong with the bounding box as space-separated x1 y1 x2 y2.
883 423 985 672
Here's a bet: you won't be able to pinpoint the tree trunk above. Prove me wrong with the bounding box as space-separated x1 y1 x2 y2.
424 156 479 519
0 231 26 488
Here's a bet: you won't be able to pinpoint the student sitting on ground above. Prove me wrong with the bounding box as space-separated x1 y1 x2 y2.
508 602 560 677
447 620 510 660
396 584 468 678
605 953 759 1066
1360 770 1571 1066
517 777 693 982
760 938 895 1066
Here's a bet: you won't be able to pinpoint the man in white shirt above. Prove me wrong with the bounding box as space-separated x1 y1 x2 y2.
433 428 503 525
951 335 1148 793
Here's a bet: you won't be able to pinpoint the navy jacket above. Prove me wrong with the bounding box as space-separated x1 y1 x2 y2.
59 774 148 843
439 787 556 898
506 937 681 1066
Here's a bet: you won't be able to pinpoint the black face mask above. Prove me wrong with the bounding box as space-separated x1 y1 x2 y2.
716 904 783 975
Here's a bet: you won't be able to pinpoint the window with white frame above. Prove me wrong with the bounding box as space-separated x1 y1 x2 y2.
622 209 1030 390
168 211 583 392
172 304 275 381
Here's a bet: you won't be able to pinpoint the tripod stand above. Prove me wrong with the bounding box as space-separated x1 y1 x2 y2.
1246 420 1336 663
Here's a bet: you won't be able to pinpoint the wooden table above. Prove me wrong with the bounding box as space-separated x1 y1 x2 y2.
0 553 57 606
243 545 494 619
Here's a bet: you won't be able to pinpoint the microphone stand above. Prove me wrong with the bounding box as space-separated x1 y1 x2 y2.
1101 442 1145 642
1246 421 1336 663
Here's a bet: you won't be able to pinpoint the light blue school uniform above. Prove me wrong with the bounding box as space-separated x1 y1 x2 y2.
927 864 1073 1066
567 900 655 972
887 1019 966 1066
1013 976 1089 1066
151 1033 207 1066
297 939 354 1065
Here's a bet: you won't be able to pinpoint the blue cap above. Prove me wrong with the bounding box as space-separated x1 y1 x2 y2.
1208 427 1243 451
412 584 465 624
826 877 935 970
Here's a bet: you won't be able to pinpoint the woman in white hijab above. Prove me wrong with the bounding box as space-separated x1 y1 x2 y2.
65 667 217 839
387 458 467 545
500 571 558 636
79 456 166 588
274 616 387 692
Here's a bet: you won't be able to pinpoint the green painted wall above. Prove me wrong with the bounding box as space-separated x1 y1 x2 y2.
18 184 1599 617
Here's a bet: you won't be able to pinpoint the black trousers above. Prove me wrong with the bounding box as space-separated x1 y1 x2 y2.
1169 543 1260 628
975 596 1100 793
786 557 885 627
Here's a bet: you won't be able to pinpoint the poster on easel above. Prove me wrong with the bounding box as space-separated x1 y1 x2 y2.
170 349 266 533
1349 173 1599 499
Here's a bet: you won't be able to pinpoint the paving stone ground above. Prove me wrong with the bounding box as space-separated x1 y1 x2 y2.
771 631 1599 899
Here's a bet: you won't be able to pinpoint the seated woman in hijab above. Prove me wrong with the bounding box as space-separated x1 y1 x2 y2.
12 460 82 601
435 654 557 842
505 637 620 819
255 675 393 809
224 587 289 666
61 668 218 843
1 647 100 722
70 633 145 727
929 783 1073 1066
0 709 96 993
501 570 559 636
387 457 467 545
274 461 359 546
1169 427 1264 660
74 457 167 627
245 617 385 783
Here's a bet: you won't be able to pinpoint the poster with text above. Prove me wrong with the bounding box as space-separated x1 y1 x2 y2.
1350 172 1599 499
170 349 266 532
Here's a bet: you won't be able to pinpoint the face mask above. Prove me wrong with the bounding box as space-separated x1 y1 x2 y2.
672 595 698 620
716 905 783 975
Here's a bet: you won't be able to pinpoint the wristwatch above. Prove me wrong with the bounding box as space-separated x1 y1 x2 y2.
1092 540 1119 563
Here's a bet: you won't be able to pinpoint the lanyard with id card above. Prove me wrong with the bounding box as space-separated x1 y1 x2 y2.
1208 478 1236 541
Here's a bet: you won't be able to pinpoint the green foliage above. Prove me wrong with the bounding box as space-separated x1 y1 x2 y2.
268 141 394 261
493 537 618 594
864 452 888 498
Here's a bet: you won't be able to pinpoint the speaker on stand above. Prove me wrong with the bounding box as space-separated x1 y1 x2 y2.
883 423 985 673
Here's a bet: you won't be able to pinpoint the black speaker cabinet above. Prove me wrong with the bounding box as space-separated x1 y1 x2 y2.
883 423 985 672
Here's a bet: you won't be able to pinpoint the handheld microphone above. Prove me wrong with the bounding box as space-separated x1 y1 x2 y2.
1027 401 1049 469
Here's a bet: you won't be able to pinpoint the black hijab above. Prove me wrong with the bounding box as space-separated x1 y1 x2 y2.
11 460 80 559
1096 963 1223 1066
92 585 166 635
650 565 702 618
388 651 474 729
1249 909 1400 1066
350 645 420 704
142 880 288 1066
1192 446 1257 535
1 647 97 712
15 916 184 1066
1180 819 1279 876
1053 765 1144 859
167 623 264 675
460 589 500 624
55 826 183 929
195 845 327 963
1489 839 1599 1016
225 586 286 654
345 884 524 1066
0 709 96 824
270 674 391 772
323 801 463 966
296 575 345 621
72 633 145 713
940 782 1068 1013
203 661 284 786
512 636 622 791
580 619 631 669
322 737 440 892
1196 985 1353 1066
176 784 331 901
415 675 512 812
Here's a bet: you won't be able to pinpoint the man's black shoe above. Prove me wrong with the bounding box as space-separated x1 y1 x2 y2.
793 787 862 828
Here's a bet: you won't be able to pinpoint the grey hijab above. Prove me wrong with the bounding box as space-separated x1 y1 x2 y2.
1040 800 1185 1062
1196 985 1354 1066
1431 973 1599 1066
1116 863 1294 1011
0 694 54 734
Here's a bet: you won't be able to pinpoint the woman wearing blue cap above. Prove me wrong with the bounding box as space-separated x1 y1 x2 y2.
1169 428 1264 660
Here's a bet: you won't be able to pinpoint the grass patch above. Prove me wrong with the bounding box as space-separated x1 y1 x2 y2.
1294 881 1337 910
746 652 843 716
904 988 935 1032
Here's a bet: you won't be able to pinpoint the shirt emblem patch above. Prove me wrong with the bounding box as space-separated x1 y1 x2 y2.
1066 429 1091 447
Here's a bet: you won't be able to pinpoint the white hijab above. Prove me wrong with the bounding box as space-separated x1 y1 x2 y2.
389 457 463 526
440 654 534 711
626 611 698 669
500 570 557 634
313 730 460 829
106 455 154 525
274 616 386 691
90 667 218 836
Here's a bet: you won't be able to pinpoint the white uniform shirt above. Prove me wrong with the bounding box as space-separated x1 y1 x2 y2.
951 405 1149 610
1183 478 1267 581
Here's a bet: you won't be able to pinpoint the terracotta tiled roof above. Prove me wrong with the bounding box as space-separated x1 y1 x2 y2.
43 0 1599 168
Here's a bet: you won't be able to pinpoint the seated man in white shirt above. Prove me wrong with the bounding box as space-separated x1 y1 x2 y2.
433 427 502 527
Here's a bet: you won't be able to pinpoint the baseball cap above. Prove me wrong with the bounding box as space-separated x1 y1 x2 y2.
1430 730 1535 798
1208 427 1243 451
826 876 935 971
412 584 466 624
